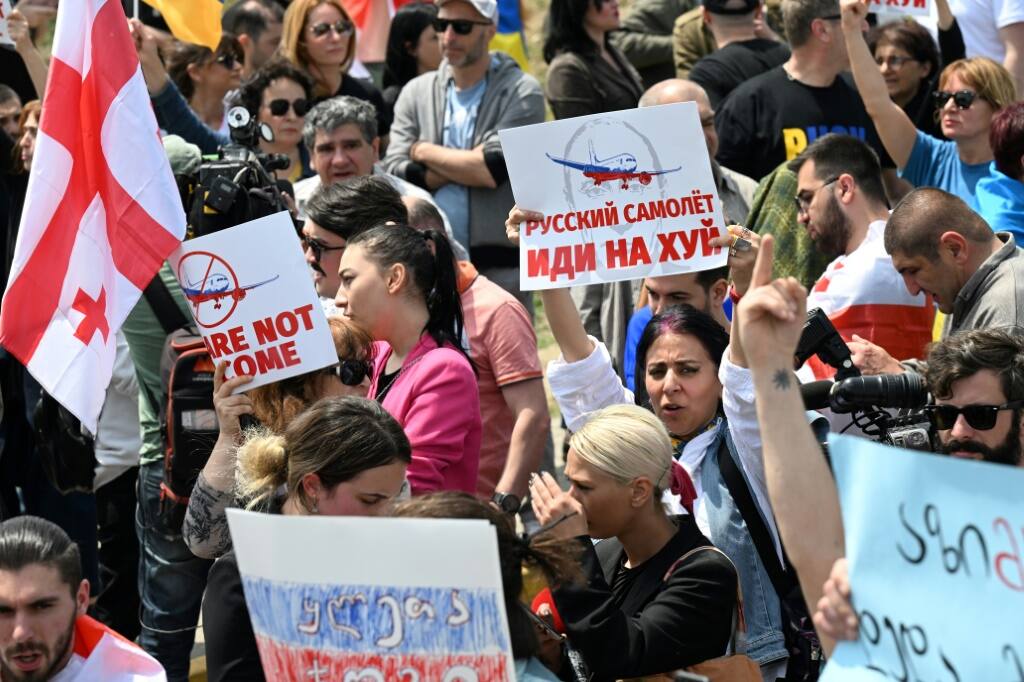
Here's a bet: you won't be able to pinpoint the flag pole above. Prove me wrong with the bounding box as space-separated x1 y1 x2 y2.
133 0 139 19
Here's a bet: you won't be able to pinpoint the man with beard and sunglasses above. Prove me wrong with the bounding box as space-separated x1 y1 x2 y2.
788 133 935 378
0 517 164 681
382 0 545 311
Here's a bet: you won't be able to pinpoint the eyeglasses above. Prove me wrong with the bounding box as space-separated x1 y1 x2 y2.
432 18 492 35
325 359 374 387
793 176 840 215
214 53 240 69
932 89 979 110
309 19 354 38
924 400 1024 431
268 98 310 117
302 235 346 262
875 55 917 69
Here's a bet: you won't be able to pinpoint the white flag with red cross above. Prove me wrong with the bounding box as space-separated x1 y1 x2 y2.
0 0 185 432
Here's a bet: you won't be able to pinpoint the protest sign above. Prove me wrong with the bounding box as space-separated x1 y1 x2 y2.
227 509 516 681
499 102 727 291
868 0 931 18
168 211 336 390
0 0 14 47
822 434 1024 680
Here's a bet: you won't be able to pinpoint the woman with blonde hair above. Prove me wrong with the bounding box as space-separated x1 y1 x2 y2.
529 403 737 679
202 396 411 681
279 0 390 135
841 0 1016 207
182 316 375 559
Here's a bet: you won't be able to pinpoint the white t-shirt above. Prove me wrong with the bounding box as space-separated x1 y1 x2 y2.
949 0 1024 62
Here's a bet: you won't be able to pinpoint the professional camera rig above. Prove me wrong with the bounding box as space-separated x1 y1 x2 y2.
183 106 294 237
795 308 936 451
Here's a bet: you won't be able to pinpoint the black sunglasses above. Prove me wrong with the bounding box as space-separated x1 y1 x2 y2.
924 400 1024 431
269 98 309 117
214 53 240 69
309 19 354 38
325 359 373 387
932 89 979 110
301 235 346 262
432 17 491 35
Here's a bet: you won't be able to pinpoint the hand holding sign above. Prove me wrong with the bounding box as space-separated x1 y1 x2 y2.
213 361 254 441
734 235 808 372
707 225 761 297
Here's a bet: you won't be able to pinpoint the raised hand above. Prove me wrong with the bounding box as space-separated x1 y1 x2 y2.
707 224 761 297
505 205 543 247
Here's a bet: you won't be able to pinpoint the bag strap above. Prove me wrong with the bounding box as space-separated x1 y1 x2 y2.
664 545 747 655
142 273 189 335
716 438 798 600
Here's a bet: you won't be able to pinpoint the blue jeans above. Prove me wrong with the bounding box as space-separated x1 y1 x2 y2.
136 461 212 682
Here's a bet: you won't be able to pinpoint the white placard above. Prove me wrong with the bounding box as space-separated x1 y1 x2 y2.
227 510 517 681
499 102 728 291
168 211 337 390
867 0 931 18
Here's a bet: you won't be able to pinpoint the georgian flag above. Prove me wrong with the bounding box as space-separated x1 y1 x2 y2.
0 0 185 432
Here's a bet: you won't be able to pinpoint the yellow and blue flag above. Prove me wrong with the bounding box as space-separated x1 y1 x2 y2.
488 0 529 73
141 0 223 50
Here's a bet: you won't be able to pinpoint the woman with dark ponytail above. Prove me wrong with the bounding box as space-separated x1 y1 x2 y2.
336 224 481 495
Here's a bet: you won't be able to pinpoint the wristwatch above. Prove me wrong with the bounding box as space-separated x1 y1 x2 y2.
491 491 522 514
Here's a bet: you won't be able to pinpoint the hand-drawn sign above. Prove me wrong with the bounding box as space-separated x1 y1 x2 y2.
176 250 279 328
546 140 681 190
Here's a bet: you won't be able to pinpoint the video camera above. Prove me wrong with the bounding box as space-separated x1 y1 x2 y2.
183 107 295 237
796 308 936 451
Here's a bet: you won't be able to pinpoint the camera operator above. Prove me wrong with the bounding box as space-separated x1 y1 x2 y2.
735 238 1024 656
848 187 1024 374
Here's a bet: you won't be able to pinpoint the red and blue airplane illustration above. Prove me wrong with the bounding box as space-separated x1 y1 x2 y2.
182 273 279 312
546 141 680 189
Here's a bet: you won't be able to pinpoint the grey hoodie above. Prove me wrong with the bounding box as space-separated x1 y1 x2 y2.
382 52 545 257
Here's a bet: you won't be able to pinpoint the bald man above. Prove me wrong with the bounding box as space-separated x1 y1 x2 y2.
850 187 1024 374
640 78 758 225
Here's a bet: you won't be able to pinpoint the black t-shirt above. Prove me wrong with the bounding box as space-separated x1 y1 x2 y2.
714 66 894 181
689 39 791 109
327 74 393 137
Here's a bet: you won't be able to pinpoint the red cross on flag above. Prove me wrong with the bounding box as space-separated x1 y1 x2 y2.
0 0 185 432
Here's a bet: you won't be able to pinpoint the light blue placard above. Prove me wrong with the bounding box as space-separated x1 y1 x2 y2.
822 433 1024 680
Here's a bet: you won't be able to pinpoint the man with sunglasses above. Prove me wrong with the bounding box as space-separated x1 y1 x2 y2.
382 0 545 310
788 134 934 379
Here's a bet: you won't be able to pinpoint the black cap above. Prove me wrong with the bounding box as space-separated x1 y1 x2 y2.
702 0 759 14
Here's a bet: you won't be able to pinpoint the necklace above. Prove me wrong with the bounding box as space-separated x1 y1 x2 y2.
375 353 427 401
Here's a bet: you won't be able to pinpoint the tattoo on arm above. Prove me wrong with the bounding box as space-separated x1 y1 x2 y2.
772 369 792 391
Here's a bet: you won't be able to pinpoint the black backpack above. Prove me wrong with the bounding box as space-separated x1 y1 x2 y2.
717 440 823 681
141 276 219 531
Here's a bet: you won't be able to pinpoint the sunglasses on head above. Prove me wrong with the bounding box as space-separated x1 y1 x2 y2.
214 53 239 69
269 98 309 117
924 400 1024 431
932 89 979 110
432 17 491 35
309 19 354 38
325 359 373 386
302 235 345 263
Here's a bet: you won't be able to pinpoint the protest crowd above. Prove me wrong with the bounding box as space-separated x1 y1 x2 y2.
1 0 1023 678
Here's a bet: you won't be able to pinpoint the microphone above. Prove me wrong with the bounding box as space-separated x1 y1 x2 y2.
800 381 835 411
799 374 930 413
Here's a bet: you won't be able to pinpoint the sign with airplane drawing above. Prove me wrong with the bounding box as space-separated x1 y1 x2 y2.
499 102 727 291
168 212 337 391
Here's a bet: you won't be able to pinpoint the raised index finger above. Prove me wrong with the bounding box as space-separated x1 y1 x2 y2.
750 233 775 290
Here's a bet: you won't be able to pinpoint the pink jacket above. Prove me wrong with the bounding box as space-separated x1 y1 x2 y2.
369 333 481 495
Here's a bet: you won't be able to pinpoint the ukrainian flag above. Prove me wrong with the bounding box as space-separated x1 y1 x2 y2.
489 0 529 73
142 0 223 50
